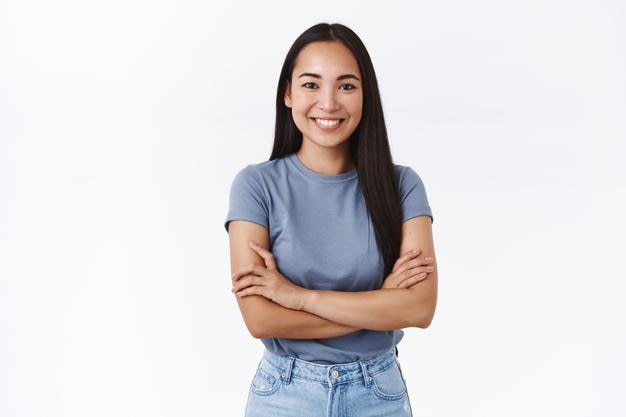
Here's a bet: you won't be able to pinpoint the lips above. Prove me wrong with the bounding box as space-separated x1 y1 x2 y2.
310 117 345 131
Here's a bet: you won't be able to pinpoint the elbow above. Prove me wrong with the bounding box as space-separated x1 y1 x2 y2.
237 298 272 338
417 314 434 329
407 286 437 328
242 314 269 339
248 320 269 339
412 305 436 329
250 329 265 339
410 316 433 329
248 323 263 339
419 307 435 329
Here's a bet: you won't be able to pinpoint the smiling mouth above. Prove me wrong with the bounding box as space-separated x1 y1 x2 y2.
310 117 345 130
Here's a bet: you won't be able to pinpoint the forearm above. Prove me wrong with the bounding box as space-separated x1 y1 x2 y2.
246 295 362 339
301 287 429 331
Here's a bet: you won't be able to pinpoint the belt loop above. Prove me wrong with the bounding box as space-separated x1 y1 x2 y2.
280 356 295 385
359 361 372 388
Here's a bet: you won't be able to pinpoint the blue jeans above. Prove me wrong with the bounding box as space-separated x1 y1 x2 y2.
244 346 413 417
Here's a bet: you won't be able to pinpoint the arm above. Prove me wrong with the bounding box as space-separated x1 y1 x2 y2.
301 215 438 330
238 296 361 339
228 220 362 339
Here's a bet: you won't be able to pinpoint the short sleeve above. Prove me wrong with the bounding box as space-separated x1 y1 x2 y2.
224 166 269 233
399 166 434 224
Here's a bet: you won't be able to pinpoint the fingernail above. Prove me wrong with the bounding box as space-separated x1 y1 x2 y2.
425 257 432 260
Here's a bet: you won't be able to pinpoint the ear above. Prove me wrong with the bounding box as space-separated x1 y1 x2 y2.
284 80 292 108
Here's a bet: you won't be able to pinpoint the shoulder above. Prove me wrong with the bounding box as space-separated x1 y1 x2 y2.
225 158 288 233
227 156 291 208
393 163 427 193
392 162 433 224
231 156 288 186
228 158 281 201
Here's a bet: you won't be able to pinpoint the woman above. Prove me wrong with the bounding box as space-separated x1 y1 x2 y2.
224 22 437 417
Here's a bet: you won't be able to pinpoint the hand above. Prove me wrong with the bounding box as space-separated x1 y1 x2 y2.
381 248 434 289
231 241 307 310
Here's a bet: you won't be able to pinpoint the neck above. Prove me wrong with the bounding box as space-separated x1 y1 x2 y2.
296 141 354 175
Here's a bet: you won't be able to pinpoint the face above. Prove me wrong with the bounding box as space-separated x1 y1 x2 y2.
284 40 363 149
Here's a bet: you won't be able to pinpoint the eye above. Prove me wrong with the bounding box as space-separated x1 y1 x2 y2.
339 84 357 91
301 82 318 89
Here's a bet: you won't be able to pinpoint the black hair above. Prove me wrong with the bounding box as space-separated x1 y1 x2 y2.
269 22 402 277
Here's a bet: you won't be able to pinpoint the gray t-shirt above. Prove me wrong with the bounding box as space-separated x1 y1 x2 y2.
224 152 433 364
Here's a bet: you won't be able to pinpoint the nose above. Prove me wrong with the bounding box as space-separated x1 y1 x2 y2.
316 86 340 112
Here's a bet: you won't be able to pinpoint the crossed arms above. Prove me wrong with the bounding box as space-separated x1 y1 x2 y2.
227 216 438 339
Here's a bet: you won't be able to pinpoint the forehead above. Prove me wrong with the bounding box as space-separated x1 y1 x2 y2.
293 41 361 77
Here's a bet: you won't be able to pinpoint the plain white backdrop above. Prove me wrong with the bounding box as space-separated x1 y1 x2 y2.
1 1 625 416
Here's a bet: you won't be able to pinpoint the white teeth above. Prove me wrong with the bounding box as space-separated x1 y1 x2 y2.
315 118 341 127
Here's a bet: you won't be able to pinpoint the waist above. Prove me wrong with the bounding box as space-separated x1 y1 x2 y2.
261 328 404 364
261 345 398 386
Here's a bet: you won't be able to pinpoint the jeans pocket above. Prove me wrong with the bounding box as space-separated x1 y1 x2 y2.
249 360 281 396
370 360 408 401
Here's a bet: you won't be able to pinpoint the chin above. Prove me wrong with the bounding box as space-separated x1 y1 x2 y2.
305 136 352 148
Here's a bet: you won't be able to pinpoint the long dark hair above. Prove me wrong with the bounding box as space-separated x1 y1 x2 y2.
269 22 402 277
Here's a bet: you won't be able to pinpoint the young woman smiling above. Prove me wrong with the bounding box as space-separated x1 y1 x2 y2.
225 22 437 417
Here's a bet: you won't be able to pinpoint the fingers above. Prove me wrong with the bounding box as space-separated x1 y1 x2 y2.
392 261 435 288
404 263 435 276
249 241 277 270
399 265 433 282
397 273 428 288
396 257 434 274
234 286 260 298
231 274 262 293
232 264 265 281
393 250 435 273
392 249 421 272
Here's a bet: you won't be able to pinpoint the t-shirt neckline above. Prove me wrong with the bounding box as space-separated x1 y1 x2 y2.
287 152 358 183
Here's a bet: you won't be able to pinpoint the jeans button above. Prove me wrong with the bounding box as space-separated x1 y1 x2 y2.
330 370 339 379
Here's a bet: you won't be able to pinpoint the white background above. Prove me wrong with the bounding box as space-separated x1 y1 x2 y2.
1 1 625 416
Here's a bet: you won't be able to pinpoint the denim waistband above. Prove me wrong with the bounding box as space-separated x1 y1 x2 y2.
261 346 398 388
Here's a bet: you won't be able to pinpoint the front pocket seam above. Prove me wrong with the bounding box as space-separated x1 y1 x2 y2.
371 380 407 401
369 362 408 401
250 367 281 396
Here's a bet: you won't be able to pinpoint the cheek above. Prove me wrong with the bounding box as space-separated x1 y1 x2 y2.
291 105 313 122
349 106 363 123
346 98 363 121
290 92 314 111
289 103 312 129
291 102 309 115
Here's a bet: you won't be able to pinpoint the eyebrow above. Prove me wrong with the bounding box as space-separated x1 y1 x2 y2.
297 72 361 82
